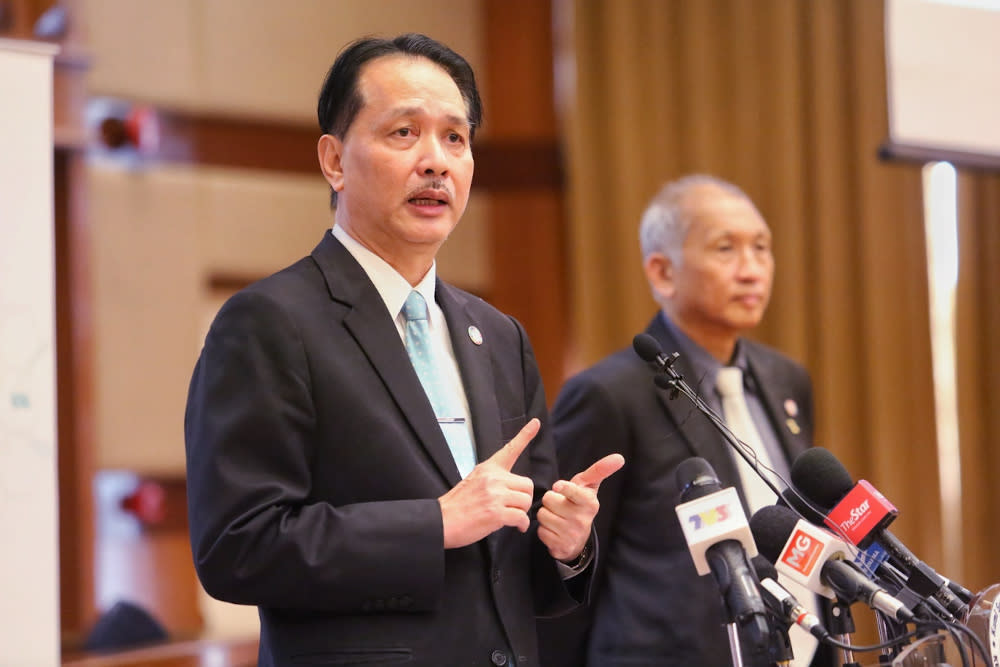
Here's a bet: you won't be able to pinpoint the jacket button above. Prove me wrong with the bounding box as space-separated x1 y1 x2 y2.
492 567 501 583
490 649 508 666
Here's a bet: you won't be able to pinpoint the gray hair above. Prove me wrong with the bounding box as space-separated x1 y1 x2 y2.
638 174 756 262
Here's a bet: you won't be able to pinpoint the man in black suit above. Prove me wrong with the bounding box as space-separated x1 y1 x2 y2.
184 33 623 667
538 175 832 666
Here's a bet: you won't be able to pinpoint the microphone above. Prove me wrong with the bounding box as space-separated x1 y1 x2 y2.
632 334 682 395
750 556 796 666
790 448 968 617
674 457 772 656
633 333 670 367
750 505 916 624
752 554 830 642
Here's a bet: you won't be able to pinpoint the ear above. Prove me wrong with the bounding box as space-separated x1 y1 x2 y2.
317 134 345 193
643 252 675 301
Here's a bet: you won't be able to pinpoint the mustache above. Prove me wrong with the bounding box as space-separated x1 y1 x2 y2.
406 180 453 200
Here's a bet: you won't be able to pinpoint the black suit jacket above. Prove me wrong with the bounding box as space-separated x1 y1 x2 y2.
185 232 586 666
538 313 833 667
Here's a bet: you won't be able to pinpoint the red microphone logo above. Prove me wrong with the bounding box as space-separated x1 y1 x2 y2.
824 480 898 547
780 528 823 577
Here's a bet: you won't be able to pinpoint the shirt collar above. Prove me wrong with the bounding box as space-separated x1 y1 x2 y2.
332 225 438 321
658 311 747 387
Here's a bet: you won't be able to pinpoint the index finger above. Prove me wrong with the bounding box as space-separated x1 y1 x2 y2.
570 453 625 489
488 418 540 471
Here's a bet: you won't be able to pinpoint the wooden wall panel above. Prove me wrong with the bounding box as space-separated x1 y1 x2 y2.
84 0 485 125
483 0 570 400
88 165 203 475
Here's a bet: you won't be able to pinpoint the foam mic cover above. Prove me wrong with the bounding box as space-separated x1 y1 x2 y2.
791 448 899 548
789 447 855 508
777 487 828 526
632 333 663 363
753 554 779 582
751 505 842 600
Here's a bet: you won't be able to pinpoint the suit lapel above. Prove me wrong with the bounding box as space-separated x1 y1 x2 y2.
436 282 503 464
745 350 807 465
311 233 463 486
647 315 743 488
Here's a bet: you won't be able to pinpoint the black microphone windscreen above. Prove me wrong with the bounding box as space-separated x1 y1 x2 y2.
778 488 828 525
790 447 855 509
675 456 722 502
632 333 662 362
752 554 779 582
749 505 800 564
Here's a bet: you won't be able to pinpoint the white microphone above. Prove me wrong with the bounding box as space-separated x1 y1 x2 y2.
675 476 757 576
675 457 771 657
750 505 916 624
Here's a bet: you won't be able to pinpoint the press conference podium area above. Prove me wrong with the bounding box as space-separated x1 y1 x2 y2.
61 636 259 667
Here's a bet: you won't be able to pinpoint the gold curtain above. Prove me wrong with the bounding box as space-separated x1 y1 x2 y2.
563 0 999 593
955 173 1000 592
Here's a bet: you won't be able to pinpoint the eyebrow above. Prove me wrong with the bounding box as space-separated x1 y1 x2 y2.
387 106 471 129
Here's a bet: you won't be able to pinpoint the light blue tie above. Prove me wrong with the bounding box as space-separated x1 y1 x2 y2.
402 290 477 478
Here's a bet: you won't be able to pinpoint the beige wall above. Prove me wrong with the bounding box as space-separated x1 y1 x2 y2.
83 1 493 474
85 0 486 124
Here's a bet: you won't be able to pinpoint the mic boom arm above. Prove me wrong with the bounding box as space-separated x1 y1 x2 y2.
633 333 787 504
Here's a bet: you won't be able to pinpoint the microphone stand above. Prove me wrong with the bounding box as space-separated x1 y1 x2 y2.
644 346 786 502
827 599 863 667
637 338 838 667
640 342 776 667
764 618 794 667
726 623 747 667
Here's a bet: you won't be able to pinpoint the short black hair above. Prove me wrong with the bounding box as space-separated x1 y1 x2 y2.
317 33 483 208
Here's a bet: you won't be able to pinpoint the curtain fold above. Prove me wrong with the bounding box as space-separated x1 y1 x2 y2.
955 173 1000 591
563 0 999 594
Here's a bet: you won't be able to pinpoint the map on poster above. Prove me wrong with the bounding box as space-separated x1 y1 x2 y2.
0 301 56 503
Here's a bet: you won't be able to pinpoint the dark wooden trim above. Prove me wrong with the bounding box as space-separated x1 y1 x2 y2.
153 111 320 175
208 271 492 303
207 271 261 294
52 3 97 642
53 48 91 149
878 140 1000 172
98 108 564 189
55 149 98 643
62 636 258 666
474 140 564 190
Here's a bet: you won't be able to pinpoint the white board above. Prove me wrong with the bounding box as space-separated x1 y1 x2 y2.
885 0 1000 167
0 37 61 666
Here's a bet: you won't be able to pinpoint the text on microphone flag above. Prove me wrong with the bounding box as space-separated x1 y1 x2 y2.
780 528 825 578
824 479 898 548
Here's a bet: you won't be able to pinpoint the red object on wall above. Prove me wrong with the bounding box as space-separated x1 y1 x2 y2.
98 106 159 153
120 480 167 525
